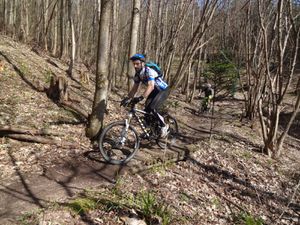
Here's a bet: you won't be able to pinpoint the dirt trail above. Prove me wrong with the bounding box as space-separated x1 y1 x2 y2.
0 157 122 224
0 111 211 224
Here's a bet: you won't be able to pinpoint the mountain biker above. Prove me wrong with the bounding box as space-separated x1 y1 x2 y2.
121 53 170 138
201 83 214 111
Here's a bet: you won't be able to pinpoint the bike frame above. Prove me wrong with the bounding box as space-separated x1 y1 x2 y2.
125 105 155 139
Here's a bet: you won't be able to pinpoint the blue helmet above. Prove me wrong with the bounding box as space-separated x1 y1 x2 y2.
130 53 145 62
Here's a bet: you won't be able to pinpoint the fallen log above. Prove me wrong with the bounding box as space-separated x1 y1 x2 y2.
3 133 75 147
0 126 64 136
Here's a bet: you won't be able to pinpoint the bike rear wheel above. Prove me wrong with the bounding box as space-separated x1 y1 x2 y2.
157 114 179 149
98 121 140 165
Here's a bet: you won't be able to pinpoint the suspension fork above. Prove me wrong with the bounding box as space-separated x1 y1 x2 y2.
119 112 133 145
125 112 133 129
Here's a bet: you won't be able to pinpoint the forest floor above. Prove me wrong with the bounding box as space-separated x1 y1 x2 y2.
0 35 299 225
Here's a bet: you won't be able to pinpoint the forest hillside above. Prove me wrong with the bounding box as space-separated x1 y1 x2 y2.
0 0 300 224
0 34 299 225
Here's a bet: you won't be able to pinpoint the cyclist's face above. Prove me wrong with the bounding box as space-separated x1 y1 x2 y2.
132 60 144 72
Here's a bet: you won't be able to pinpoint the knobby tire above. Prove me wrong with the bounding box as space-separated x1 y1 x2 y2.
98 121 140 165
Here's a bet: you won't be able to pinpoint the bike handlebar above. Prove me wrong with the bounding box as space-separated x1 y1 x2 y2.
120 99 138 109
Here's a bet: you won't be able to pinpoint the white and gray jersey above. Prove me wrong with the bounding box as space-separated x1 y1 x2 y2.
133 67 168 91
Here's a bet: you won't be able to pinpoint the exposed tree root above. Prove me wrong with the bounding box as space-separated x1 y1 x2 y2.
60 101 89 119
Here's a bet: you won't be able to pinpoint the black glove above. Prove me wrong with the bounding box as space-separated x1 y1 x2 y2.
131 96 144 104
120 97 130 106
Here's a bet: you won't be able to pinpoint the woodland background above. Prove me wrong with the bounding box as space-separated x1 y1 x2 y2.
0 0 300 155
0 0 300 224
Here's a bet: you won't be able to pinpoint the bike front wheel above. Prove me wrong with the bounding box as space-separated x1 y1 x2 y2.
98 121 140 165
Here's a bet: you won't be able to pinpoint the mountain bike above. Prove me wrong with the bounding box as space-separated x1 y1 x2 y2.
199 97 212 114
98 100 179 165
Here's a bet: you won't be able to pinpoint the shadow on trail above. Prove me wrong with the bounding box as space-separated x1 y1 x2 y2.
5 148 44 208
41 153 125 197
0 147 49 221
0 146 124 222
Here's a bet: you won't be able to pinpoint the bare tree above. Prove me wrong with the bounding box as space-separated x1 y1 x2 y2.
162 1 193 82
142 0 151 56
171 0 219 89
59 0 64 59
1 0 6 32
154 0 163 62
86 0 112 139
43 0 49 50
23 0 29 42
256 0 300 157
52 2 58 55
127 0 141 92
108 0 119 91
67 0 76 78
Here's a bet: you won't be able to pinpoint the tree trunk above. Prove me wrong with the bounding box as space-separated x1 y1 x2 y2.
184 64 191 102
76 0 83 60
24 0 29 41
8 0 13 28
155 0 163 62
15 0 21 40
2 0 6 33
64 19 69 60
20 0 29 42
127 0 141 92
108 0 118 91
189 48 202 102
97 0 101 23
12 0 16 38
59 0 64 59
256 0 300 157
43 0 49 50
52 3 58 55
86 0 112 139
45 0 58 51
67 0 76 78
142 0 151 56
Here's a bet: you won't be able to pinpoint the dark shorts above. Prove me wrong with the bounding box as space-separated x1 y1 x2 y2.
145 87 170 112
